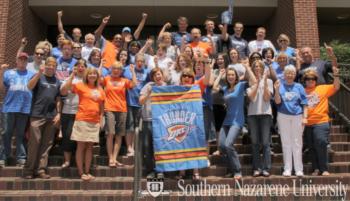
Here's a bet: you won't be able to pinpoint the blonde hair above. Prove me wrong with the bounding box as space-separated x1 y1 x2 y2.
45 56 57 66
302 68 318 82
83 67 100 87
35 41 52 52
111 61 123 69
175 54 192 72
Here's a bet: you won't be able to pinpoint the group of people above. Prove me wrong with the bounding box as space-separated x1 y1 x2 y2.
0 11 340 181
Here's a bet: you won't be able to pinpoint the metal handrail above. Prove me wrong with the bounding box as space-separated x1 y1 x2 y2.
328 71 350 128
132 119 143 201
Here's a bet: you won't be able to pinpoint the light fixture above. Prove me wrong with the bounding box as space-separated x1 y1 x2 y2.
90 13 102 19
337 14 350 20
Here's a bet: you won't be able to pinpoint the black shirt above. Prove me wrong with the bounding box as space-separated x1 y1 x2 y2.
299 60 332 84
31 75 61 119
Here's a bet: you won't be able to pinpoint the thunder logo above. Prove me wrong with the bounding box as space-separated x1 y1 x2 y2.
159 110 197 143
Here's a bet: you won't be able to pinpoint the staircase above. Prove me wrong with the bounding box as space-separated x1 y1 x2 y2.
0 122 349 201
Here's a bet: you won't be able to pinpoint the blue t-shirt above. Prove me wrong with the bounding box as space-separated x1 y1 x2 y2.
277 82 307 115
272 64 285 82
87 63 110 77
277 46 295 59
2 69 35 114
171 32 190 47
52 47 62 59
195 76 212 108
123 65 150 107
222 81 248 127
56 57 77 81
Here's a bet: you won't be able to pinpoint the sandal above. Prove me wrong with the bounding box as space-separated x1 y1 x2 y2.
81 174 90 181
115 161 124 167
109 161 116 168
61 162 70 169
212 150 220 156
87 174 95 180
234 173 242 180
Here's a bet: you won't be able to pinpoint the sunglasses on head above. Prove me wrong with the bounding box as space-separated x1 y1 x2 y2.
182 74 193 78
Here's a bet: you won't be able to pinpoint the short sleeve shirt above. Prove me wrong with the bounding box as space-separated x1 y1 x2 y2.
103 76 133 112
277 82 308 115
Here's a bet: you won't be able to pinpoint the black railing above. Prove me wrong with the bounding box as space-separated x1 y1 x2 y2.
328 64 350 128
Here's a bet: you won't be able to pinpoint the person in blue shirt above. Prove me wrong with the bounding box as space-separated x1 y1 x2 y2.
213 64 256 180
51 34 66 59
276 34 296 62
123 53 150 156
274 65 308 177
56 40 77 81
87 49 110 77
0 52 35 167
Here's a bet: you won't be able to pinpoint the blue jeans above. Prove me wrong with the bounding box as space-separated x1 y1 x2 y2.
219 125 241 174
0 112 28 163
305 123 330 172
248 115 272 172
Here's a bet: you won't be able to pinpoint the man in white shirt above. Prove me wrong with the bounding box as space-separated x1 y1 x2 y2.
248 27 276 55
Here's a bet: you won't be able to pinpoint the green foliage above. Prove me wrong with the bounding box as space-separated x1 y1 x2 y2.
321 40 350 84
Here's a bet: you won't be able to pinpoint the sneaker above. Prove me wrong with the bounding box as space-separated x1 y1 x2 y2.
157 172 164 179
311 169 320 176
282 171 291 177
16 160 26 168
253 170 261 177
321 171 330 176
0 160 5 168
262 170 270 177
296 171 304 177
146 172 156 179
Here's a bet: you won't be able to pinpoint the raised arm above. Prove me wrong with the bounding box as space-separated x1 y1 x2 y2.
274 80 281 104
332 66 340 91
0 64 9 92
28 65 44 90
262 71 272 101
60 70 75 96
157 22 171 41
139 38 153 55
220 24 229 41
324 43 338 67
94 15 110 40
129 64 137 88
244 64 257 86
57 11 66 35
202 54 212 86
17 37 28 58
133 13 148 40
213 68 225 92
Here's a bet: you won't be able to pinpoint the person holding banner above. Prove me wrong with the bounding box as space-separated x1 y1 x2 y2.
139 67 167 179
177 53 212 180
213 63 256 180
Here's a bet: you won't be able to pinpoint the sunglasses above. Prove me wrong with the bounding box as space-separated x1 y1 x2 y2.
35 52 44 56
181 74 193 78
305 77 316 81
73 46 81 49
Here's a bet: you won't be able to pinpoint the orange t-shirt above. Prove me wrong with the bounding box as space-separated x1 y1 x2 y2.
195 76 206 94
103 76 133 112
73 82 105 123
190 41 212 55
102 40 119 68
305 84 337 126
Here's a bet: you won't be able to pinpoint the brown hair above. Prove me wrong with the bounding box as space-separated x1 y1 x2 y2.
225 67 239 87
150 67 164 82
83 67 100 87
251 60 265 76
177 16 188 24
175 54 193 72
302 68 318 83
60 39 73 49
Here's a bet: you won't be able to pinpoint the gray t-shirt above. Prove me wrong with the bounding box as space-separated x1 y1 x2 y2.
61 77 83 114
140 82 166 121
299 60 332 84
247 79 273 116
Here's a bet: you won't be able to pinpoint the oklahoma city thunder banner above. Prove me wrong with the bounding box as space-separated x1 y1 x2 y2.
151 85 209 172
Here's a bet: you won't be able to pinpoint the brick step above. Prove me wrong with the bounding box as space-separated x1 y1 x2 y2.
0 174 350 191
2 162 350 178
0 188 348 201
5 149 350 167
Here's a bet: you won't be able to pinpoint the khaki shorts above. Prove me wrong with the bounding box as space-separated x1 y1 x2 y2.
105 111 127 136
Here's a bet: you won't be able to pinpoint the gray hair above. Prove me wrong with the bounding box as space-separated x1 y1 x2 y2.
284 64 296 74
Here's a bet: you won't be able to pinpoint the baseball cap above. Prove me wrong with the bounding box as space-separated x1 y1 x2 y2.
122 27 131 33
17 52 29 59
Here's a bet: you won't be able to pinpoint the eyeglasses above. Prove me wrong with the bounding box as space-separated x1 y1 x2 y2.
114 37 122 41
305 77 316 81
252 56 261 60
73 46 81 49
35 52 44 56
279 39 288 43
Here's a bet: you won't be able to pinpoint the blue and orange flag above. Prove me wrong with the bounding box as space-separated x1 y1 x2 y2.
151 85 209 172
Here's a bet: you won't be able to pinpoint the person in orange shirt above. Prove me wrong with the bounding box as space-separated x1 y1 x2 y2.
303 67 340 176
102 62 136 168
186 28 214 57
62 67 105 181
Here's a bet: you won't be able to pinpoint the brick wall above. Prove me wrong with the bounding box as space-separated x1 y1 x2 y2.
0 0 47 103
269 0 320 57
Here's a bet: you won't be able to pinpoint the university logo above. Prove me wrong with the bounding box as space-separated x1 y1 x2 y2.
147 178 164 197
159 110 197 143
